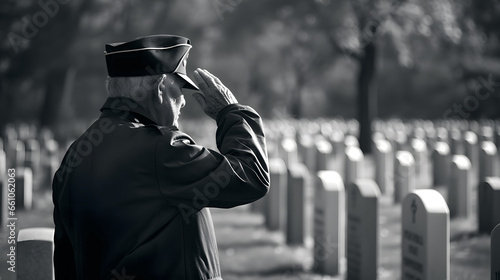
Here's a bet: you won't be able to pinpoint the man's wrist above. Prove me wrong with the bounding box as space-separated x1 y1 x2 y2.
216 103 241 123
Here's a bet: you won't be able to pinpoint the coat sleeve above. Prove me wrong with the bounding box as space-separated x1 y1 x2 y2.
155 104 269 211
52 170 77 279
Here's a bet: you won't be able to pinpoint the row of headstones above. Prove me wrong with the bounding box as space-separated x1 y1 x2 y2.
0 141 59 214
260 121 500 279
265 119 500 185
378 137 500 233
1 128 62 188
262 158 500 279
262 118 500 206
372 123 500 153
268 126 499 225
374 137 499 221
269 125 498 188
265 118 500 152
0 127 69 232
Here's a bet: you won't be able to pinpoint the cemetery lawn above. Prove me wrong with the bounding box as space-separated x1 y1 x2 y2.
0 187 490 279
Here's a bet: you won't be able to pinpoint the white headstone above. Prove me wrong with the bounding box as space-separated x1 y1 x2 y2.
413 127 426 140
425 125 437 150
281 137 299 166
450 128 464 155
394 151 416 204
344 135 359 148
314 171 345 275
265 135 279 158
385 128 397 154
286 163 308 246
320 122 333 137
42 139 59 189
411 138 428 184
0 149 5 181
479 141 498 183
436 127 449 142
374 139 393 195
17 227 55 280
44 138 59 157
0 150 6 229
25 139 41 189
448 155 472 218
4 127 17 167
464 131 479 187
345 146 363 189
39 127 53 145
347 179 380 280
329 130 345 157
298 134 316 171
16 168 33 210
432 141 451 187
491 223 500 280
25 139 41 169
315 139 332 172
372 131 385 142
496 127 500 150
15 140 25 169
468 120 479 133
478 177 500 234
347 120 359 137
480 126 494 144
402 190 449 280
17 123 30 140
395 130 409 152
265 158 287 231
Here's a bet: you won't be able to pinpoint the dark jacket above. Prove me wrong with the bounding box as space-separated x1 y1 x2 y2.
52 97 269 280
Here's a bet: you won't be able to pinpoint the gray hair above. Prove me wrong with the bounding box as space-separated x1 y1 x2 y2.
105 75 163 101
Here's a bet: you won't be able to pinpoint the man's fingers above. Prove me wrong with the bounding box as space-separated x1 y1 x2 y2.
192 68 236 119
192 92 207 108
198 69 218 89
194 69 212 85
192 69 205 86
202 69 223 85
195 69 224 89
193 69 210 90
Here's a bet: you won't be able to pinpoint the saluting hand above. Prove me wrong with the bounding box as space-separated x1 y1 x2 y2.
192 68 238 120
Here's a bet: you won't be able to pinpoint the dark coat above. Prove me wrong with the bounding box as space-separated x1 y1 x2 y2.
52 97 269 280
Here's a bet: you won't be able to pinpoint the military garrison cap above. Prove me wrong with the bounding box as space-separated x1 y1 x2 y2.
105 34 199 90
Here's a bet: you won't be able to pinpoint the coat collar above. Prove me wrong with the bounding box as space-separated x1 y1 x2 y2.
99 97 158 125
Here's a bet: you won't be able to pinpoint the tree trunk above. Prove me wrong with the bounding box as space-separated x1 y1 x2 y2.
290 88 302 119
290 72 306 119
38 0 93 129
357 41 377 154
0 79 13 130
40 67 68 128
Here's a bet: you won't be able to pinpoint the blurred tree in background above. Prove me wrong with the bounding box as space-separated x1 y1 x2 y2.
1 0 92 127
1 0 499 149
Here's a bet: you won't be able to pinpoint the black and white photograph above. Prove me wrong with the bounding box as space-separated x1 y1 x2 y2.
1 0 499 279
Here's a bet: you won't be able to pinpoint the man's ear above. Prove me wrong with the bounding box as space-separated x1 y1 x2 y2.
157 74 167 104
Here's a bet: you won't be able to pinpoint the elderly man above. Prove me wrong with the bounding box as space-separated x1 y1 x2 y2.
52 35 269 280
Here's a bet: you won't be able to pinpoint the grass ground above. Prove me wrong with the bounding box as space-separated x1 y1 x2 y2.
214 202 490 280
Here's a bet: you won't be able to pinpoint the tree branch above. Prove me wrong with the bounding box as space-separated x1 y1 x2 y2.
307 1 362 61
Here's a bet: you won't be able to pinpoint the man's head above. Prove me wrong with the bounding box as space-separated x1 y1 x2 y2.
104 35 197 126
105 73 186 127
